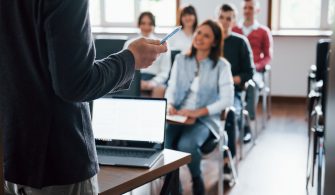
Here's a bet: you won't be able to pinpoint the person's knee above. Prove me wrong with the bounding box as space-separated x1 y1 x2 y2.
177 139 199 154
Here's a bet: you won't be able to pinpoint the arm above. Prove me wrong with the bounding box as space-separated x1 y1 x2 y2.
150 51 171 85
256 27 273 71
206 62 234 115
179 61 234 118
165 54 180 106
44 0 134 102
237 38 255 85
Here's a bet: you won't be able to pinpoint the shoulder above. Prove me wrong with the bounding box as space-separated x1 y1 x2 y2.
175 53 191 64
231 32 248 43
232 26 242 33
217 57 231 69
258 25 271 34
230 33 250 48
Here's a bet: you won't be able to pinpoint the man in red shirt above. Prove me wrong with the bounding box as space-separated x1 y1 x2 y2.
233 0 273 143
233 0 273 86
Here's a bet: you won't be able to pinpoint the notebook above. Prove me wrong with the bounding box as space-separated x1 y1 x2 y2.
91 96 167 168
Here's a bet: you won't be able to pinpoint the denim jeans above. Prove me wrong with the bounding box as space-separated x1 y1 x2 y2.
165 121 210 178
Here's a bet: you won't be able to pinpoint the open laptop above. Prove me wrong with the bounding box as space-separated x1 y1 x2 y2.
91 96 167 168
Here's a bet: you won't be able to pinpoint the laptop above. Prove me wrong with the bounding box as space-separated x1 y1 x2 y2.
91 96 167 168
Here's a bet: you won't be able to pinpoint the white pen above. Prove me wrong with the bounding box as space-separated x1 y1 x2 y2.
160 26 182 45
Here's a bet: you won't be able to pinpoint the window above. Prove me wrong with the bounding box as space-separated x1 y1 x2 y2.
328 0 335 25
271 0 334 30
89 0 177 28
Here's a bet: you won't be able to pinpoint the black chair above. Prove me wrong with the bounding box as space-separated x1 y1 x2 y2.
305 39 330 194
94 35 128 59
166 50 181 83
307 39 331 131
94 35 141 97
315 39 331 113
200 107 239 187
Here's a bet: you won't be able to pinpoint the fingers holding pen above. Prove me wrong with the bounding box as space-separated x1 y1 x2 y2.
127 38 168 70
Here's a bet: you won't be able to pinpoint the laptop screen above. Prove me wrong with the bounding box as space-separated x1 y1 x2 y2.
91 97 166 147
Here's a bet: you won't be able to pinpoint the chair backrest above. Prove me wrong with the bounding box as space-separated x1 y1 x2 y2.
200 107 236 155
171 50 181 65
315 39 331 114
94 36 141 97
315 39 331 82
166 50 181 83
94 35 128 60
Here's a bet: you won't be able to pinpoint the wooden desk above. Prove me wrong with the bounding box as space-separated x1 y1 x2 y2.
98 149 191 195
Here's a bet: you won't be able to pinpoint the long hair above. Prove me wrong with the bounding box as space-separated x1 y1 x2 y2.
179 5 198 32
187 20 223 68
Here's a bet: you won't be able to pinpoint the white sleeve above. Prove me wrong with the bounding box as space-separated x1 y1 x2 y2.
206 61 234 115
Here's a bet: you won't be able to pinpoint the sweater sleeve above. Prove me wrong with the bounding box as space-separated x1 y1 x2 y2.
239 37 255 84
206 61 234 115
151 51 171 84
256 27 273 71
44 0 135 102
164 54 180 106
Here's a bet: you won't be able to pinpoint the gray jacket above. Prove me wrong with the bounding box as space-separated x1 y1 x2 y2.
165 54 234 138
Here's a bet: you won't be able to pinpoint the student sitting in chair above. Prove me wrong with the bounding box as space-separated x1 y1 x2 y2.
123 11 171 98
164 20 234 195
217 3 255 149
169 5 198 54
233 0 273 88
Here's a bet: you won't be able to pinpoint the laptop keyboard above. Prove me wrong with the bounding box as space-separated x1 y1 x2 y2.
97 148 156 158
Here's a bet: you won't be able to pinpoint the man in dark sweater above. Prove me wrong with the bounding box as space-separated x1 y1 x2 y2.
0 0 167 194
218 4 254 158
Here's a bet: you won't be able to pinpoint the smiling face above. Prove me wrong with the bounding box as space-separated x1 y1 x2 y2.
192 24 215 52
218 10 235 31
139 15 154 37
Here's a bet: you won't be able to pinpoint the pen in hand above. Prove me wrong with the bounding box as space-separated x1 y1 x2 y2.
159 26 182 45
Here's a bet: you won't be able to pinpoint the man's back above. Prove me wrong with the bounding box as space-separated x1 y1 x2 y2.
0 0 135 188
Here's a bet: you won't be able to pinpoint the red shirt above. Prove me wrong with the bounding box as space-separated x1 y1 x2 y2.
233 24 273 72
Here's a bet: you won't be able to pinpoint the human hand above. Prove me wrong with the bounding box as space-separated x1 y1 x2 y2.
233 76 241 85
127 38 167 70
141 80 157 91
177 109 199 118
167 104 178 115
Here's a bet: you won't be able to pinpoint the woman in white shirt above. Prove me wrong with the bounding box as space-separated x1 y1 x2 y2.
165 20 234 195
168 5 198 54
123 12 171 97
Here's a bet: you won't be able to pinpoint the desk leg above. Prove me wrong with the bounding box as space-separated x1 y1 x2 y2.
160 169 180 195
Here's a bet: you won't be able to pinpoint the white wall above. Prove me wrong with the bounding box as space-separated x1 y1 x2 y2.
271 36 324 96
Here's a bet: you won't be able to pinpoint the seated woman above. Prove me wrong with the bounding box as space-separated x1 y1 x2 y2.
169 4 198 54
123 11 171 98
165 20 234 195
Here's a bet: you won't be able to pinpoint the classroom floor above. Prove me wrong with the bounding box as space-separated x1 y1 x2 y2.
180 98 308 195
